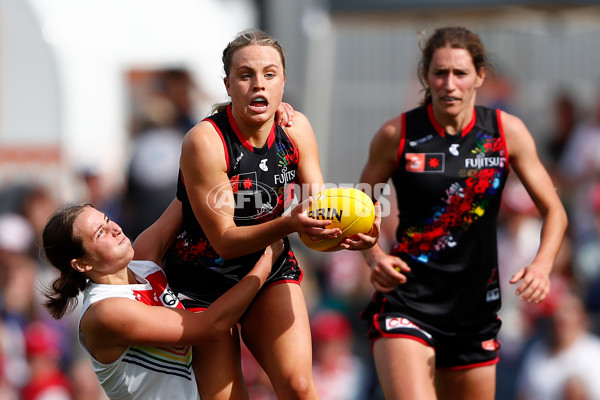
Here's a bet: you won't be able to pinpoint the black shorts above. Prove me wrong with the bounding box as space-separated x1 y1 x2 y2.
361 293 502 369
164 235 302 311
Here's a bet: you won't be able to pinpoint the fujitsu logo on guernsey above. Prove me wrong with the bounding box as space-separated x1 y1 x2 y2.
274 169 295 184
464 155 505 169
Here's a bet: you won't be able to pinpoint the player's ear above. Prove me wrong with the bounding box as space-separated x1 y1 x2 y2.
224 77 230 96
71 259 92 273
475 66 486 89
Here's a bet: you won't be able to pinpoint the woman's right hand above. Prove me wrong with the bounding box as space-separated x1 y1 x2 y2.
267 239 285 264
368 251 411 293
287 196 342 240
254 239 286 279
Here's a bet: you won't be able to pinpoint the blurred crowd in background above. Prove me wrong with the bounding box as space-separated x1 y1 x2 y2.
2 66 600 400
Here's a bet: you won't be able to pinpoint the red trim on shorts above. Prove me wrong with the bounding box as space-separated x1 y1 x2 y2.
264 278 301 290
436 356 499 371
369 332 433 355
263 269 304 290
375 333 432 347
206 118 230 173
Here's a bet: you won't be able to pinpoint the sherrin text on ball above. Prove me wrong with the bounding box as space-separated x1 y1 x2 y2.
298 187 375 252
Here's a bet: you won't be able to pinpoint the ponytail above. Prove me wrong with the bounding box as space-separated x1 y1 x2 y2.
41 203 90 319
210 101 231 116
43 268 88 319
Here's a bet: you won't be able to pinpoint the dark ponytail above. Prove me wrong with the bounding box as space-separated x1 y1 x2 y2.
41 204 90 319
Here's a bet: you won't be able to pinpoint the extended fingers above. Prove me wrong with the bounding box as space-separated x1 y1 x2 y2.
371 261 408 288
338 232 377 250
515 269 550 303
276 102 294 127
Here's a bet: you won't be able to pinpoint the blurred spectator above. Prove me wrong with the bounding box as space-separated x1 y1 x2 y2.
558 88 600 246
78 167 121 222
20 322 72 400
0 184 57 255
477 69 515 113
559 88 600 183
120 96 183 240
159 69 199 133
576 183 600 329
562 375 591 400
496 177 575 400
19 185 59 253
318 250 373 309
0 318 27 399
310 309 370 400
495 178 543 385
0 186 84 399
240 341 277 400
547 92 578 168
515 290 600 400
0 214 38 324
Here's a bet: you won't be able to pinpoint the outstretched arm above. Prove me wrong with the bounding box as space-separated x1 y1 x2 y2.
81 240 285 363
359 115 411 292
132 198 182 265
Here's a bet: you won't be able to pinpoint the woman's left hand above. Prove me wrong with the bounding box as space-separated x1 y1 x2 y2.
338 202 381 251
509 261 552 304
276 102 294 127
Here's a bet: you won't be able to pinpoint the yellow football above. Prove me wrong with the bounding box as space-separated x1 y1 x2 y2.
298 187 375 252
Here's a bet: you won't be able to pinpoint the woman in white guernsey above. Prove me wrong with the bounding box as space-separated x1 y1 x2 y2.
41 199 282 400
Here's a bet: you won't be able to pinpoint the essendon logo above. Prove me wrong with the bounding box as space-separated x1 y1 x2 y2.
230 172 257 193
405 153 444 173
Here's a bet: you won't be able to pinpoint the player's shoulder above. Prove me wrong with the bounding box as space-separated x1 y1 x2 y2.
284 110 316 143
288 110 310 129
375 112 404 142
183 119 224 150
497 109 526 132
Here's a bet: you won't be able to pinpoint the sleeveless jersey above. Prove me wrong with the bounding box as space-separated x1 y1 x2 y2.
387 104 509 328
164 104 301 309
79 260 199 400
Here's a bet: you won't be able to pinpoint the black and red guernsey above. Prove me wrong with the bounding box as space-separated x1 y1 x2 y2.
386 103 510 327
164 105 301 310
